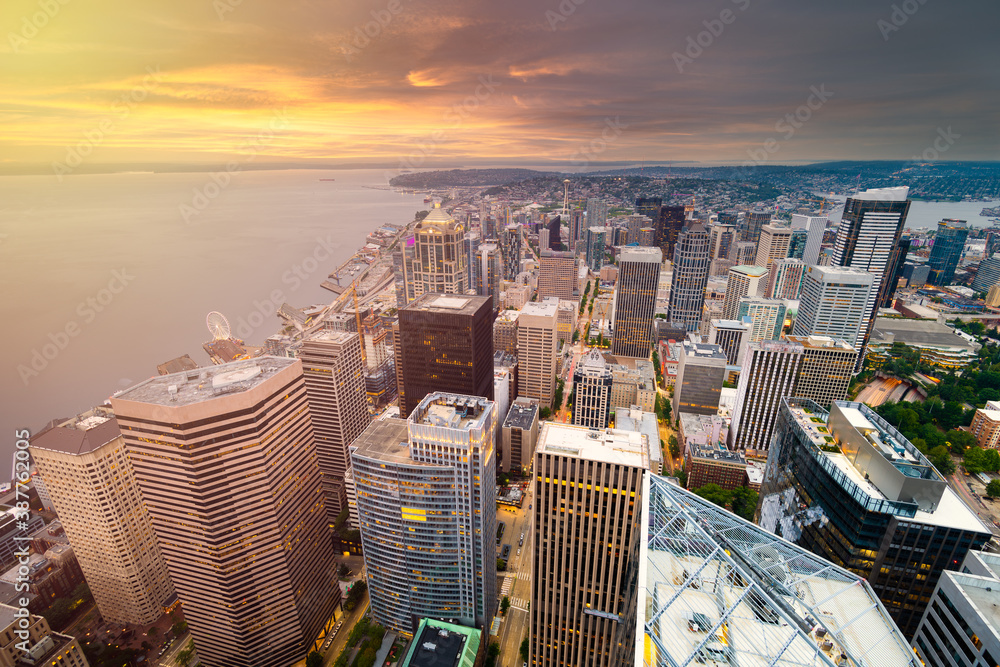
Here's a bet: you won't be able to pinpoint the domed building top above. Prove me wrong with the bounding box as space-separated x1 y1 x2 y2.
420 201 457 227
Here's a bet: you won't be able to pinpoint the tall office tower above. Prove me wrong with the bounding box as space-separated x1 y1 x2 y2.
351 393 497 635
912 550 1000 667
585 226 609 272
393 240 417 307
789 214 827 266
537 249 578 300
707 318 752 366
882 235 911 307
500 223 522 281
786 228 808 259
623 214 650 245
792 265 874 346
737 297 786 342
612 247 662 358
482 214 497 240
299 331 372 521
634 196 662 223
973 254 1000 292
572 350 613 429
587 198 609 228
502 397 538 474
729 240 756 266
407 203 468 298
765 257 805 299
546 215 562 250
637 227 656 247
668 222 710 332
569 209 586 247
672 341 727 416
555 299 578 345
517 299 559 407
754 224 794 271
759 399 992 637
728 340 803 456
656 205 686 260
396 293 494 416
477 243 502 307
785 334 856 408
531 422 648 667
494 309 519 356
722 265 768 320
709 223 736 260
110 358 340 667
0 606 93 666
638 477 920 667
928 219 969 285
739 209 771 243
539 227 551 250
831 186 911 369
464 231 481 293
29 407 174 626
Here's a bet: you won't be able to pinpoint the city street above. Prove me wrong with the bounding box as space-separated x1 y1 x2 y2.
496 482 534 667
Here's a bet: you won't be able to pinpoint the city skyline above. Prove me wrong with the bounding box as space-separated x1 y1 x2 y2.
3 1 998 169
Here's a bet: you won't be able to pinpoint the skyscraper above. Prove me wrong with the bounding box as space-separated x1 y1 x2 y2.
351 393 497 635
722 265 768 320
759 399 992 637
785 334 857 408
736 297 786 342
586 226 609 272
765 257 806 300
973 254 1000 292
517 298 559 406
831 186 911 369
531 422 648 667
792 265 874 346
882 234 911 307
709 223 736 260
668 222 710 332
572 349 613 429
634 196 661 223
299 331 373 522
672 341 727 416
569 209 586 248
546 214 562 250
786 228 808 259
30 407 175 626
537 249 578 300
656 205 686 260
928 219 969 286
729 240 757 266
707 318 752 366
587 198 609 228
754 224 794 271
739 209 771 243
111 358 340 667
500 223 522 281
502 397 538 474
612 246 662 358
464 231 481 295
789 214 827 266
395 293 494 416
728 340 803 456
407 203 468 298
477 243 502 306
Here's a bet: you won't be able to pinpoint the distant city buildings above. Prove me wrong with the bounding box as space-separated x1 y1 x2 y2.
477 243 502 306
111 358 340 667
656 205 686 260
612 246 662 358
789 213 827 266
766 257 805 300
537 249 578 301
739 209 771 244
707 318 751 366
395 293 494 416
587 198 609 228
351 393 497 635
500 224 522 281
754 224 794 271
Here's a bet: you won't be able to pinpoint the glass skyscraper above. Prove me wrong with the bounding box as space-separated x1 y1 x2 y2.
668 222 710 332
927 219 969 286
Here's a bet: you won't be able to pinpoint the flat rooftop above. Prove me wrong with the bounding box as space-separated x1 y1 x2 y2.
411 394 494 431
31 407 121 456
537 422 649 470
405 293 490 316
681 342 728 361
402 618 480 667
619 246 662 263
304 330 356 345
872 318 980 350
519 299 559 317
784 335 855 352
731 265 768 276
350 418 424 466
113 356 297 407
503 401 537 430
949 571 1000 634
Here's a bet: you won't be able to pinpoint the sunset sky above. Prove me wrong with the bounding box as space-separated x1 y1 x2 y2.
2 0 998 169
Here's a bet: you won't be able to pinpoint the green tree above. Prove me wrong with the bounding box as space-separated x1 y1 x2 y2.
964 446 986 475
985 448 1000 473
148 627 159 637
668 436 680 459
501 596 511 615
987 480 1000 498
539 407 552 420
675 469 688 488
928 445 955 475
306 651 324 667
730 486 759 521
498 472 510 486
177 642 195 667
354 646 377 667
692 484 733 509
663 395 672 422
946 429 978 454
497 558 507 571
486 640 501 667
520 637 530 662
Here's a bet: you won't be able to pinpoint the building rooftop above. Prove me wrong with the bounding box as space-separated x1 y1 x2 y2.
711 318 751 331
519 299 559 318
619 246 663 263
803 265 875 283
31 406 121 456
503 400 538 430
852 186 909 202
418 202 458 227
303 330 357 345
405 293 490 316
637 476 921 667
871 317 980 351
350 418 422 466
537 422 649 470
730 265 769 276
784 335 855 352
680 342 728 362
113 356 296 407
401 618 481 667
614 406 661 467
410 393 494 431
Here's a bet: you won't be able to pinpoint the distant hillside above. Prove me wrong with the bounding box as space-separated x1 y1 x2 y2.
389 168 558 188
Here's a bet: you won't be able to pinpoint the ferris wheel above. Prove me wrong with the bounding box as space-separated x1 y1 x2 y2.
206 311 232 340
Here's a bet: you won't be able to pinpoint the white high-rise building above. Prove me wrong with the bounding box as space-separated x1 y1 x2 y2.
790 214 827 266
754 224 795 272
729 340 803 456
766 257 806 300
792 265 874 346
518 298 559 406
350 393 497 635
723 265 768 320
